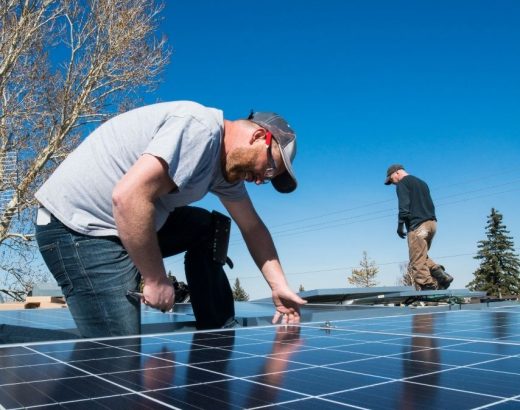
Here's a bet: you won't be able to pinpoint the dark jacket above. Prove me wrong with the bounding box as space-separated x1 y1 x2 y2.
396 175 436 231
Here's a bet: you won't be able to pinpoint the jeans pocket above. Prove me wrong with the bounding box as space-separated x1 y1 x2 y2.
39 242 73 297
73 237 137 292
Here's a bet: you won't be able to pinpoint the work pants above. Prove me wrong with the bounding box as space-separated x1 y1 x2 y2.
407 220 439 288
35 206 234 338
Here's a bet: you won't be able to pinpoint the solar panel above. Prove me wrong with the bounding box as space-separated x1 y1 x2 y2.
0 295 475 344
1 302 519 408
0 304 199 344
349 289 487 306
296 286 415 303
0 298 404 344
258 287 486 307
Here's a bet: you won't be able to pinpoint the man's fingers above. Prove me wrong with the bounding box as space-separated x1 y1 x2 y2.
286 311 300 324
272 311 283 324
272 311 289 324
272 310 301 325
142 297 174 313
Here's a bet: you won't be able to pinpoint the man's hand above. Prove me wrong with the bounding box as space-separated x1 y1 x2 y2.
397 222 407 239
142 276 175 312
222 197 306 325
113 154 177 312
271 286 307 325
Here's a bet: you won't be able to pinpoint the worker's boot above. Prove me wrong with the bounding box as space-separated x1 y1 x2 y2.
419 281 438 291
431 266 453 290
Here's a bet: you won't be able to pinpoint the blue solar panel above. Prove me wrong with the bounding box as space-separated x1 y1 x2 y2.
0 300 411 344
1 303 519 408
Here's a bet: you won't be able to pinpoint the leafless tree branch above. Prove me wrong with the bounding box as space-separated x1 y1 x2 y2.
0 0 170 298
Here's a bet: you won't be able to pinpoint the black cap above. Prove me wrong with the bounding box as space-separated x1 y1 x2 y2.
384 164 404 185
247 111 297 193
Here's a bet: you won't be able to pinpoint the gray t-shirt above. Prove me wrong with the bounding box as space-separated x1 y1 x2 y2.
35 101 247 236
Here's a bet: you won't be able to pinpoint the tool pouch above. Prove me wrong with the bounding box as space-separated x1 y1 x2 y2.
211 210 231 265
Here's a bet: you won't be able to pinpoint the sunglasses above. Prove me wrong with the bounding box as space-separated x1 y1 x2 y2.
262 131 277 183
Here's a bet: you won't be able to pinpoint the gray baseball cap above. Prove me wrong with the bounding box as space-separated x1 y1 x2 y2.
247 111 297 193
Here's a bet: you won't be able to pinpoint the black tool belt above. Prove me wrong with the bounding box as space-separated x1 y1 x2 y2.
211 210 232 266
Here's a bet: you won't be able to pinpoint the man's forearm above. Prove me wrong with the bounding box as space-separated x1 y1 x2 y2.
113 199 166 282
242 223 289 291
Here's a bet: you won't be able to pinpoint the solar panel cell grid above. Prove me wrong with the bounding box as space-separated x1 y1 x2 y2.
0 305 519 409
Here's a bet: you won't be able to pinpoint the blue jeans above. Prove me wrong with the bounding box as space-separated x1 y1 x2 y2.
36 207 235 338
35 215 140 338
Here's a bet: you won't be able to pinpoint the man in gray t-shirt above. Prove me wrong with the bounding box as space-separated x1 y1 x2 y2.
35 101 306 337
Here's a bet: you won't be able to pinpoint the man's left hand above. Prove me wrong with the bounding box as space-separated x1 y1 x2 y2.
271 286 307 324
397 222 407 239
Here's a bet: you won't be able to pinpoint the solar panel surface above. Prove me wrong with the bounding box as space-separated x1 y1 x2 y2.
1 302 519 409
0 296 435 344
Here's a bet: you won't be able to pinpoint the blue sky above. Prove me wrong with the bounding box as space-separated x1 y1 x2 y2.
151 0 520 299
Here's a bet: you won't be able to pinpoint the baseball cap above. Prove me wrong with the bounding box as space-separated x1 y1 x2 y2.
384 164 404 185
247 111 297 193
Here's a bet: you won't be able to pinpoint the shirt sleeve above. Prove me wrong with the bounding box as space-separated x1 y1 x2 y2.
144 114 218 189
397 182 411 225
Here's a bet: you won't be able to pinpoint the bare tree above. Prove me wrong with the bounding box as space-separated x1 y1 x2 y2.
348 251 379 287
396 261 414 287
0 0 170 300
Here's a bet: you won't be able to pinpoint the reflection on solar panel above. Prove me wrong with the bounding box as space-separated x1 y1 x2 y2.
0 288 485 344
0 304 200 344
1 303 519 408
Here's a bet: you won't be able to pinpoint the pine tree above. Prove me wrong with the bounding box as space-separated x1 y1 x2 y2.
167 271 176 283
348 251 379 287
299 284 305 292
467 208 520 298
232 278 249 301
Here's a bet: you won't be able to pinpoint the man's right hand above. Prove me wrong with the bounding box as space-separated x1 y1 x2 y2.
142 277 175 312
397 222 407 239
271 286 307 325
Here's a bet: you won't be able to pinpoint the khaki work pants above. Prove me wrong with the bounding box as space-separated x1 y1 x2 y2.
407 220 439 288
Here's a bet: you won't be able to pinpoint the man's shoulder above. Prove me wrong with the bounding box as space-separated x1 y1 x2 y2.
124 101 222 125
402 174 427 185
166 101 223 130
397 175 422 191
400 175 432 196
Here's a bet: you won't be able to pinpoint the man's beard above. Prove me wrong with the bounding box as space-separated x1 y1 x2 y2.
223 147 257 183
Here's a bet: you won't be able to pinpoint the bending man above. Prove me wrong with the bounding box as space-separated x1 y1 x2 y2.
35 101 306 337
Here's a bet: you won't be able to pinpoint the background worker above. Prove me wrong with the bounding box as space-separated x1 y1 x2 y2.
385 164 453 290
35 101 306 337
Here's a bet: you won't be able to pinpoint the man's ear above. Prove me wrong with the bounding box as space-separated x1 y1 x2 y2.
250 127 266 144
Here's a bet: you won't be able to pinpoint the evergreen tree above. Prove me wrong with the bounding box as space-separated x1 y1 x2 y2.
232 278 249 301
167 271 175 283
467 208 520 298
299 284 305 292
348 251 379 287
